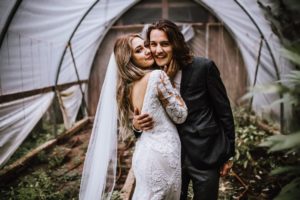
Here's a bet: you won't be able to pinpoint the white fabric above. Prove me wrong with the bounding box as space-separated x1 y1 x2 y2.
173 70 182 92
58 0 139 85
0 92 54 166
0 0 94 95
181 24 195 43
0 0 138 166
79 54 118 200
58 84 86 129
132 70 187 199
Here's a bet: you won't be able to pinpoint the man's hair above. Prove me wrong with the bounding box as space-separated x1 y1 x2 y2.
146 19 193 67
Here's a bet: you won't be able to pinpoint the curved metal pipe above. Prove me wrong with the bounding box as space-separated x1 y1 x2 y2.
0 0 23 48
233 0 280 80
233 0 284 132
55 0 100 86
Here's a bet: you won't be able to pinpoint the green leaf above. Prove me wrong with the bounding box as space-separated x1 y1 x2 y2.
274 177 300 200
271 166 300 176
281 48 300 65
260 132 300 152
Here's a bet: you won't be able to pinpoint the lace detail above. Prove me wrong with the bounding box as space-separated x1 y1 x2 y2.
157 71 188 124
132 70 187 200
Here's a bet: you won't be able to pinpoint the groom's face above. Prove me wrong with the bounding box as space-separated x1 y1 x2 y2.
149 29 173 68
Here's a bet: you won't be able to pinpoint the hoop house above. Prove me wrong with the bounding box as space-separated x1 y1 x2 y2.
0 0 292 166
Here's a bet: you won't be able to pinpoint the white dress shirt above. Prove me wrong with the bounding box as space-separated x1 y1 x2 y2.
173 70 182 92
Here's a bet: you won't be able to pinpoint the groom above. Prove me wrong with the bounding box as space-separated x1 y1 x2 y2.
133 19 235 200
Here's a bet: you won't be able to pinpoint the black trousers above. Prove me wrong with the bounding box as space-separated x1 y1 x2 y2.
180 156 220 200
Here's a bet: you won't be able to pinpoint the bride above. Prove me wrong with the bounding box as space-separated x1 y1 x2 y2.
80 33 187 200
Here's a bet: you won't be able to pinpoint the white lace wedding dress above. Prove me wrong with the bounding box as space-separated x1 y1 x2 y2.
132 70 188 200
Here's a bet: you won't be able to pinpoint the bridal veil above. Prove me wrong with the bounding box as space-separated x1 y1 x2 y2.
79 54 118 200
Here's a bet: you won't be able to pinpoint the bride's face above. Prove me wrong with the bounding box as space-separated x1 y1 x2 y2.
131 37 154 68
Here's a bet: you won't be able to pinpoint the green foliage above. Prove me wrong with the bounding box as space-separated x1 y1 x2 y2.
258 0 300 46
250 60 300 199
0 123 80 200
0 162 80 200
48 147 68 168
111 191 122 200
251 1 300 199
2 122 65 168
2 169 64 200
260 131 300 152
258 45 300 200
231 107 299 198
233 108 271 169
274 177 300 200
271 166 300 177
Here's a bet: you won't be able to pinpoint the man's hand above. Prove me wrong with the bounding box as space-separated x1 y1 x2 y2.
220 160 233 177
163 59 180 80
132 108 154 131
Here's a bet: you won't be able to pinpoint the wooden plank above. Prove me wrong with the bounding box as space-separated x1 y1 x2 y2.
0 117 91 182
120 168 135 200
0 80 88 104
110 23 221 30
206 24 247 105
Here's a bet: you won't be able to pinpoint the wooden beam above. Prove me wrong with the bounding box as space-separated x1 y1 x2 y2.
162 0 169 19
134 2 194 9
0 80 88 104
110 22 222 30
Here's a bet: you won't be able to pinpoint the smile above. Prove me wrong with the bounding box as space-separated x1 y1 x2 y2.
155 56 166 59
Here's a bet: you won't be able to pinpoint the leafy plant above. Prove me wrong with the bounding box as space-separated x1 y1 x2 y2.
250 1 300 199
1 169 64 200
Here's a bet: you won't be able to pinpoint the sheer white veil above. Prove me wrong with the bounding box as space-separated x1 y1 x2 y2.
79 54 118 200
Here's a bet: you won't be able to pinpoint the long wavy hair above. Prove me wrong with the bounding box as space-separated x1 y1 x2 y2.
146 19 193 67
114 34 147 140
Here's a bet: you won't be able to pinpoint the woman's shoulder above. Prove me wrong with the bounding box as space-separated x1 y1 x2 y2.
142 70 165 88
150 69 167 79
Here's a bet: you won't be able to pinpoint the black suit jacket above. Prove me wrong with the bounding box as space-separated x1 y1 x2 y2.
177 57 235 169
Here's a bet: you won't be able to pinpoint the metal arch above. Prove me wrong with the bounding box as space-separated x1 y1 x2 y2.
54 0 100 118
86 0 142 79
193 0 277 80
233 0 281 81
0 0 23 49
233 0 284 132
55 0 100 87
193 0 284 130
54 0 142 116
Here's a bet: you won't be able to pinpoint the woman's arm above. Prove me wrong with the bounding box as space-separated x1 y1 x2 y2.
157 71 188 124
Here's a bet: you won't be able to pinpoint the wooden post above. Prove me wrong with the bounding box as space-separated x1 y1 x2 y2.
120 168 135 200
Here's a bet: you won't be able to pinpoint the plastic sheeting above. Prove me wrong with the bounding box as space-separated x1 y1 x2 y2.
0 0 292 166
196 0 292 116
58 84 86 129
1 0 95 95
0 92 54 165
0 0 139 166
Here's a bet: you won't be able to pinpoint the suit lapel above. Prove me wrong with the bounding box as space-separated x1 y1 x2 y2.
180 62 194 95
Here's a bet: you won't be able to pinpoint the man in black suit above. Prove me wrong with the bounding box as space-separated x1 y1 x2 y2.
133 19 235 200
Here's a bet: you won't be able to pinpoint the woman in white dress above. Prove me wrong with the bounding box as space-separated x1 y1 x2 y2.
79 33 187 200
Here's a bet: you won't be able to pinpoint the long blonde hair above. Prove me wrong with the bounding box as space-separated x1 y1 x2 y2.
114 34 146 140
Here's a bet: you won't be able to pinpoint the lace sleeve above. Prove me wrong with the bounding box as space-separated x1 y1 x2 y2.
156 71 188 124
